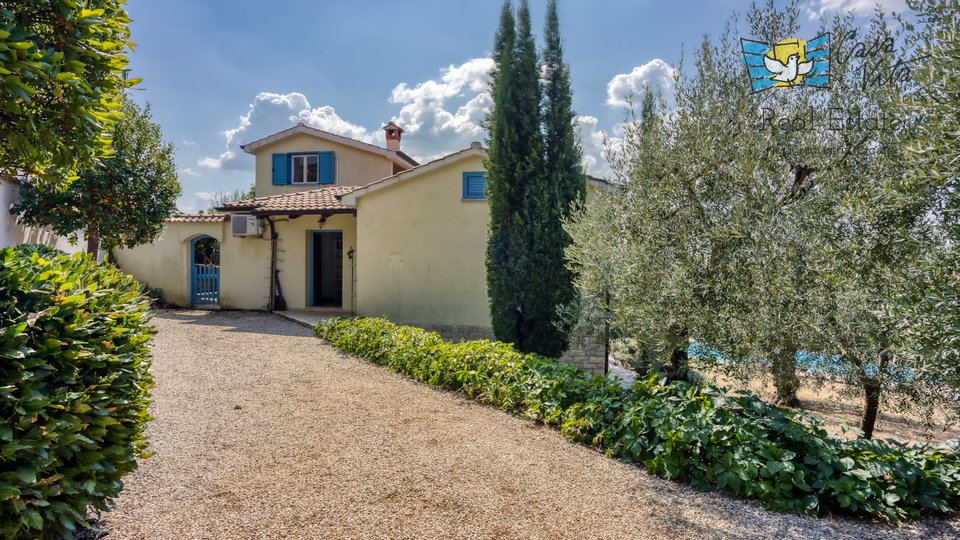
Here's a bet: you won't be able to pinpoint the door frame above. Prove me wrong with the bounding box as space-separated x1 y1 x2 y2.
308 229 343 307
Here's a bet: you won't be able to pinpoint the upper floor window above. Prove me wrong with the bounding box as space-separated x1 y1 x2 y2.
271 151 335 185
462 171 487 200
291 154 318 184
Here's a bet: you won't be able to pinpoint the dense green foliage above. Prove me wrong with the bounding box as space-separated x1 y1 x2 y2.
902 0 960 394
566 3 956 437
485 0 584 357
316 317 960 522
540 0 586 354
0 245 154 538
0 0 135 188
14 98 180 255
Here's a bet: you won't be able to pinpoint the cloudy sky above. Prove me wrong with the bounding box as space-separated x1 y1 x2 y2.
125 0 906 212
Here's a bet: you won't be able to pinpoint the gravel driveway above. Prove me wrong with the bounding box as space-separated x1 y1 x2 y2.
101 310 958 539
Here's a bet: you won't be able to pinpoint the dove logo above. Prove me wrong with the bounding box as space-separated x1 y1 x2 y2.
741 34 831 93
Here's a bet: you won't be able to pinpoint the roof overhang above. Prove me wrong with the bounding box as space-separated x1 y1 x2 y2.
586 175 615 190
239 123 418 169
166 213 230 224
249 208 356 217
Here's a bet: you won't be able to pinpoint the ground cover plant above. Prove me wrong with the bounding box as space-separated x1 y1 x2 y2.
0 245 154 538
316 316 960 523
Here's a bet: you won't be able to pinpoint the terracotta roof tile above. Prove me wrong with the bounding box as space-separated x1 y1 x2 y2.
167 213 229 224
219 186 358 215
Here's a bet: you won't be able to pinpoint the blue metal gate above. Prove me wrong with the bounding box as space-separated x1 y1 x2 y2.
191 263 220 305
190 235 220 306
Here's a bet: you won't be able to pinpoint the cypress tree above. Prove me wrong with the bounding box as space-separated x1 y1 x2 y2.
510 0 549 353
486 0 546 353
486 0 580 357
485 1 522 347
533 0 585 355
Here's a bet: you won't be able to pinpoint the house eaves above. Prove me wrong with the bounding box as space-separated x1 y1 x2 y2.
215 185 358 217
239 123 419 169
586 174 616 190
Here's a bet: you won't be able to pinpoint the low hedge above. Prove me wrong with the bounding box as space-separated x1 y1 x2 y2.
0 245 155 538
316 317 960 522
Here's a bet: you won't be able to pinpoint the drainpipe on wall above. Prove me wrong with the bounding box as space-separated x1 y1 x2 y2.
265 216 280 312
347 246 356 315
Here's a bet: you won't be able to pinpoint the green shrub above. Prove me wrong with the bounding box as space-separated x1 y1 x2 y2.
0 245 154 538
316 317 960 522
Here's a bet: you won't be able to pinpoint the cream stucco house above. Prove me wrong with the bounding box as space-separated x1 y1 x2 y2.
115 122 608 370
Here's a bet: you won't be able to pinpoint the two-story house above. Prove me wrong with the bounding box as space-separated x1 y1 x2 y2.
115 121 609 370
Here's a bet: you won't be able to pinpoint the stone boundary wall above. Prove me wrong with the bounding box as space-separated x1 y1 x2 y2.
406 323 607 375
563 332 607 375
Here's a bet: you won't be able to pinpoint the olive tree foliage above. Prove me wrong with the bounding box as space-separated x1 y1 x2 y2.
567 2 953 438
0 0 135 188
14 98 180 255
206 183 255 213
900 0 960 393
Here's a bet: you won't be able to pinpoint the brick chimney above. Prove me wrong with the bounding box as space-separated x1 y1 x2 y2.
383 121 403 151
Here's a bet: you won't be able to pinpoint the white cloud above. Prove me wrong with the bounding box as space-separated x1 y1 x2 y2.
177 191 218 213
200 56 602 171
182 140 196 147
389 57 495 161
179 167 201 177
606 59 676 109
802 0 907 18
575 115 620 179
199 92 373 170
293 105 374 143
199 57 494 171
194 191 217 203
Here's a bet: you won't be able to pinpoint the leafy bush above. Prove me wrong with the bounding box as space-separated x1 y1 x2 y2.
316 317 960 522
0 245 154 538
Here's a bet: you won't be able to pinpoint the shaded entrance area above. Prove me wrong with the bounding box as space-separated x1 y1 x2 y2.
190 235 220 307
309 230 343 307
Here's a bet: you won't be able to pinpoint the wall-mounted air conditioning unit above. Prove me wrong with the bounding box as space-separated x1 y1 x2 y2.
231 214 262 237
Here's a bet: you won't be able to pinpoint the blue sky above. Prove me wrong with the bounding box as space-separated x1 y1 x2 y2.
124 0 905 212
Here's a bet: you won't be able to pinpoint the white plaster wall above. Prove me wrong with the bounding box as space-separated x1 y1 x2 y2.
1 178 83 253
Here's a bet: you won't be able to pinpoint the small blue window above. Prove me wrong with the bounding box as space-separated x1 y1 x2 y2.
462 171 486 200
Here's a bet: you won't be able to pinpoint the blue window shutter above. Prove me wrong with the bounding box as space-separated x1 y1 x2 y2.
271 153 288 185
462 171 486 199
317 152 335 184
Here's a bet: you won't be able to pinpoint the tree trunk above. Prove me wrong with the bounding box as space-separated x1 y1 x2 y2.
771 343 801 407
86 184 101 258
86 228 100 258
665 328 689 382
514 306 524 353
848 352 887 440
860 377 881 439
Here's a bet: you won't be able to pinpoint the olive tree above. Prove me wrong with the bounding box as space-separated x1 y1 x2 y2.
567 3 954 438
899 0 960 397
